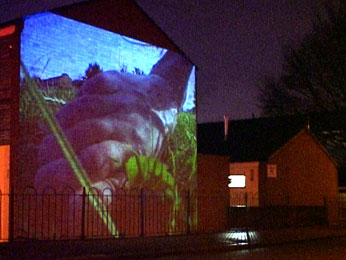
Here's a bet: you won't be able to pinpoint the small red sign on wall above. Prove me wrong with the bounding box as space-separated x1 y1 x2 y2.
267 164 277 178
0 25 15 37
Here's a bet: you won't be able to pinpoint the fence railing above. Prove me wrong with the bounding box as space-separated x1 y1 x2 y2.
335 194 346 222
229 192 346 228
228 205 328 229
4 189 346 241
230 192 259 207
1 186 198 241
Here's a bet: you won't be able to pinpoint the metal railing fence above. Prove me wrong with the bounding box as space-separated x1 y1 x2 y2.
5 189 346 241
229 192 346 228
1 186 199 241
229 192 259 207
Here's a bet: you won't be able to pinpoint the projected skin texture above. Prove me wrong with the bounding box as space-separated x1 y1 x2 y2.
34 51 192 192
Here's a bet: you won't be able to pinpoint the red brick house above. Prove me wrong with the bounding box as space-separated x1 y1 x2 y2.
199 113 346 227
229 127 338 207
227 114 346 227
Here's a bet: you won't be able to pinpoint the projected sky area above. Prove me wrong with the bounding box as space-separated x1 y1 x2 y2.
21 12 195 111
19 11 197 202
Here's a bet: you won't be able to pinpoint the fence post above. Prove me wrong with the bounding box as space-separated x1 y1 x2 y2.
324 196 327 224
287 193 290 206
246 227 251 246
140 189 145 237
81 187 86 240
186 190 190 235
9 185 14 243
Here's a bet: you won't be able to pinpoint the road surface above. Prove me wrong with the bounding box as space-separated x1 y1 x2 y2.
153 237 346 260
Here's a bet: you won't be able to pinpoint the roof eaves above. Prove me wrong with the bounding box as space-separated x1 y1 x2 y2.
268 126 338 167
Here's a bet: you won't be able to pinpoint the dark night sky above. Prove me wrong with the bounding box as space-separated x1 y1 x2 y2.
1 0 324 122
135 0 324 122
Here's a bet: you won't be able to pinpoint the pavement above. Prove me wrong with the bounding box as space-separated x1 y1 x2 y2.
1 225 346 259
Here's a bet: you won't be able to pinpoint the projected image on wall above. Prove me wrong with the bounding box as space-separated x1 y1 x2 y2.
19 11 196 236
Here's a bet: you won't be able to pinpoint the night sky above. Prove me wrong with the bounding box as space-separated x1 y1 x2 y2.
1 0 325 122
136 0 324 122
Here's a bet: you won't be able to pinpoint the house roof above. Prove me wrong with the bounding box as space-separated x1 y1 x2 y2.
268 127 338 167
228 116 305 162
197 116 306 158
197 122 229 156
197 111 346 164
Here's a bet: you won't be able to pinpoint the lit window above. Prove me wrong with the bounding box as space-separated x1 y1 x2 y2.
228 175 246 188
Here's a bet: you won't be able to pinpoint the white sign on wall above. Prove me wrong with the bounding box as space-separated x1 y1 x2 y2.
267 164 277 178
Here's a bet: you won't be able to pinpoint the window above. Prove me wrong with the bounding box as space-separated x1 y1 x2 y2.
250 169 254 181
228 175 246 188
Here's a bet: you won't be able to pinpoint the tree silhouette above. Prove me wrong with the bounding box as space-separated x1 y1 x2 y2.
84 63 103 80
259 1 346 116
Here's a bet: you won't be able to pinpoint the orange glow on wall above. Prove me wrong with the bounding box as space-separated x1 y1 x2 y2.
0 145 10 241
0 25 15 37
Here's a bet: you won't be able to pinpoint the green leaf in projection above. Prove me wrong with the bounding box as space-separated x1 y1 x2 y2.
125 155 176 190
